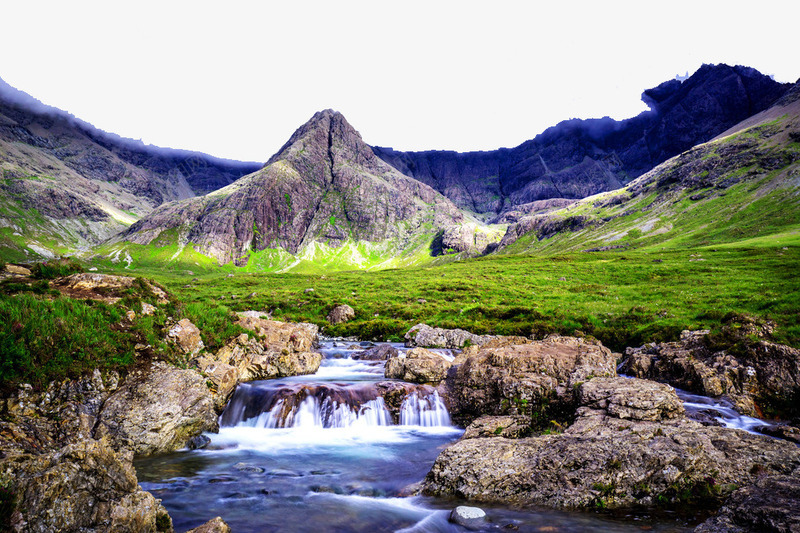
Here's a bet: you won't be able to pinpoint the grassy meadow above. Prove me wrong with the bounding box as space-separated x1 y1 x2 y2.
112 244 800 351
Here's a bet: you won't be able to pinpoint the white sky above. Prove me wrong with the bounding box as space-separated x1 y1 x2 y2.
1 0 798 162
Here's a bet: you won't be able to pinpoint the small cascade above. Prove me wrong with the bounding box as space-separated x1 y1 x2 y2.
221 382 393 428
240 395 393 429
676 388 769 434
399 390 451 427
221 381 453 429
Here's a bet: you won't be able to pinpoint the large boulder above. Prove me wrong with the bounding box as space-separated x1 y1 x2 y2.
424 378 800 510
0 439 173 532
385 348 451 384
327 304 355 325
622 329 800 419
94 362 218 455
404 323 494 349
442 335 616 426
694 474 800 532
578 377 685 421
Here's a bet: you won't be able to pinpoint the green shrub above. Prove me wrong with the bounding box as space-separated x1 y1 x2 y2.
30 258 84 279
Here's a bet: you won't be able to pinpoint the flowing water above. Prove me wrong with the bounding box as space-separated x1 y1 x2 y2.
135 342 696 532
675 388 777 434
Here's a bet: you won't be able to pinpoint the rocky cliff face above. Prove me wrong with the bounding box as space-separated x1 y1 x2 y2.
117 110 488 267
374 64 790 216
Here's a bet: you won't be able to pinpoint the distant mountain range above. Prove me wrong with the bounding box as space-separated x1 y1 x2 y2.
0 64 794 269
495 80 800 254
373 64 790 217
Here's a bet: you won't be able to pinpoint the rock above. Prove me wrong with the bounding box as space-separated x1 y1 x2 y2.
0 369 120 455
304 288 315 294
51 273 169 304
327 304 355 325
448 505 487 529
374 381 420 423
404 323 494 349
196 326 322 409
442 335 616 426
94 362 218 455
188 434 211 450
185 517 232 533
235 313 318 352
424 404 800 510
694 474 800 533
352 343 398 361
756 424 800 445
578 377 685 421
166 318 204 357
440 223 499 255
622 329 800 418
455 335 533 364
462 415 532 439
0 439 173 532
141 302 157 316
385 348 451 384
233 462 265 473
198 359 240 410
5 264 31 276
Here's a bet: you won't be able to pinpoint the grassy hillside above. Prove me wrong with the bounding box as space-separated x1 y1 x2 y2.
498 107 800 256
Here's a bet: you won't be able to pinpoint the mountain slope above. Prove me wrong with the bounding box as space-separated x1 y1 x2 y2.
110 110 499 271
0 77 261 260
495 81 800 254
374 64 790 216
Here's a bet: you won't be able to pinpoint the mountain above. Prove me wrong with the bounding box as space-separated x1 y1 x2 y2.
109 110 499 272
0 77 261 260
373 64 791 217
494 79 800 254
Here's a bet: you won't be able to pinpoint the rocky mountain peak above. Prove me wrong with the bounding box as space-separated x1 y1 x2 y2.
117 109 486 268
266 109 380 176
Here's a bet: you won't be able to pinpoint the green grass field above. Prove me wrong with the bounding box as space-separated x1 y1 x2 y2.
100 244 799 352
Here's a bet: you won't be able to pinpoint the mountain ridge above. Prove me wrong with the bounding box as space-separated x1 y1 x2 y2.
373 64 791 216
494 80 800 254
110 109 498 271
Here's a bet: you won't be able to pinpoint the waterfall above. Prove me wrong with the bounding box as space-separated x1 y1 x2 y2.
248 396 393 429
220 382 453 429
399 390 451 427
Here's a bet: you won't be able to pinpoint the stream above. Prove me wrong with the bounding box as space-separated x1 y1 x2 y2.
135 341 704 532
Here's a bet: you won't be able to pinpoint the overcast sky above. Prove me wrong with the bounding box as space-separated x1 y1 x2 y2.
1 1 798 162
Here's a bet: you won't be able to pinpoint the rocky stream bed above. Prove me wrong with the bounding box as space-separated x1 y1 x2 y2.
1 295 798 532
